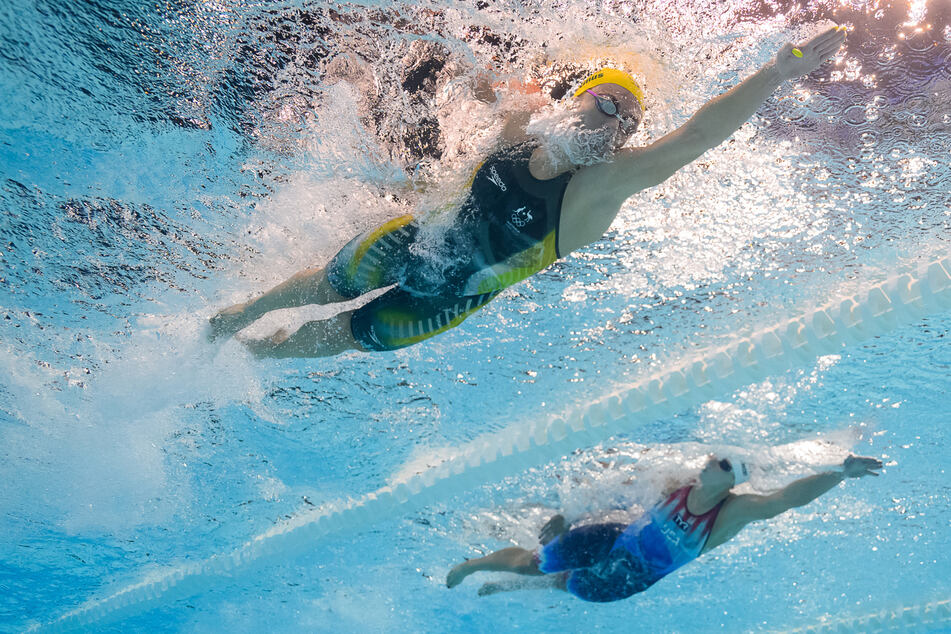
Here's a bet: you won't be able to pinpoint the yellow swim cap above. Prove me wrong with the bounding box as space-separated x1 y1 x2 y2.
573 68 644 109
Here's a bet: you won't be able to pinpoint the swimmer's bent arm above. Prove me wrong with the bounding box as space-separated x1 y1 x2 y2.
591 26 848 201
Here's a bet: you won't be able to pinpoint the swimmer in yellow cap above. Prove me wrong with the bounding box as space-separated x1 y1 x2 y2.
210 27 846 357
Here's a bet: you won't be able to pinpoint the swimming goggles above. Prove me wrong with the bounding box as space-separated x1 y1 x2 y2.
718 458 733 473
585 89 639 132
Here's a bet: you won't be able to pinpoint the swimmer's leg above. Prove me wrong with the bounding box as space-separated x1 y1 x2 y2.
209 266 348 341
210 213 417 342
242 310 363 358
446 547 543 589
478 574 567 597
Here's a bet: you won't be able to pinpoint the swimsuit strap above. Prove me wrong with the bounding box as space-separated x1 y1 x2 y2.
659 486 725 549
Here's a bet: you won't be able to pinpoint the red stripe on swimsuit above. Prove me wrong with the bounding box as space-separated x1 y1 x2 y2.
647 486 725 571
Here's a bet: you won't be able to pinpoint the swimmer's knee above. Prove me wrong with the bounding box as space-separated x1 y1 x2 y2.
325 310 367 351
310 310 368 356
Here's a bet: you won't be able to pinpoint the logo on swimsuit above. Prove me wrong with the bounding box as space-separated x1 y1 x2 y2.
487 165 507 192
672 514 690 532
506 206 533 233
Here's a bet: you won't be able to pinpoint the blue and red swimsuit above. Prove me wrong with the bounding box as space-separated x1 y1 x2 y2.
535 486 726 602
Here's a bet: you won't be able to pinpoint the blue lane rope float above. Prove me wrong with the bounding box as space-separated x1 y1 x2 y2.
38 257 951 632
779 597 951 633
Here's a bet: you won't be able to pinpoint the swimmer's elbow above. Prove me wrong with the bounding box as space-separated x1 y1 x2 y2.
680 121 720 159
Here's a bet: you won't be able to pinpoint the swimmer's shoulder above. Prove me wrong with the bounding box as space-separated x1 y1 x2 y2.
559 132 708 254
580 122 712 202
569 145 667 204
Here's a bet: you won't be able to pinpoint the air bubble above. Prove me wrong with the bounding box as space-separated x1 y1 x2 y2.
776 98 807 123
843 104 868 126
904 31 937 54
904 94 932 116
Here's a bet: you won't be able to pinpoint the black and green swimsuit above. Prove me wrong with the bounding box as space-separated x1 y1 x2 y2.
327 141 573 351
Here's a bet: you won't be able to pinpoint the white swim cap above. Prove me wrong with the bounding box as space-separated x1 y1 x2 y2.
722 454 751 486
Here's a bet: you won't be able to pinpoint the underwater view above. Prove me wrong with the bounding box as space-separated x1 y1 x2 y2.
1 0 949 631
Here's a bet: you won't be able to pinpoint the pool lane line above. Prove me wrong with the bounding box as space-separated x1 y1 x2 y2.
777 596 951 633
36 256 951 632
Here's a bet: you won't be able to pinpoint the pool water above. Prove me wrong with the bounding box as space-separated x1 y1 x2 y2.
1 0 949 631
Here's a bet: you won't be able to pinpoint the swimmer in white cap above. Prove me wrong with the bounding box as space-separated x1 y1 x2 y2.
447 453 881 601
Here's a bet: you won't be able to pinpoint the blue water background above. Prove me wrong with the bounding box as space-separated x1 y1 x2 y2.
1 0 949 631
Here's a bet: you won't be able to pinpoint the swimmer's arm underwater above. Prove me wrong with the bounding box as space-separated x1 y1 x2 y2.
538 513 569 545
591 26 848 200
501 111 533 144
471 67 547 144
704 455 882 549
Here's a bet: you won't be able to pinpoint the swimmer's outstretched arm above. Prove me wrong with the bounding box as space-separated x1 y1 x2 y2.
587 26 848 201
704 454 882 550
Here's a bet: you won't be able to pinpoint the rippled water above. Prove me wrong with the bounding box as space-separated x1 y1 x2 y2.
1 0 949 631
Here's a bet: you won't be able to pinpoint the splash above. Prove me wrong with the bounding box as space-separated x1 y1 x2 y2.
3 0 951 629
525 104 619 166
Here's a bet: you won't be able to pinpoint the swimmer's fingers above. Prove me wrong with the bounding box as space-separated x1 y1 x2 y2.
803 26 847 51
815 28 848 59
856 456 883 470
802 27 847 62
864 457 884 476
207 302 249 341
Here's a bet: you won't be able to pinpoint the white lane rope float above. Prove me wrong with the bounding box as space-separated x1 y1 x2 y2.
38 257 951 631
779 596 951 633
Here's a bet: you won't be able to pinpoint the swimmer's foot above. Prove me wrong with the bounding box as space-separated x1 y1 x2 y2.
446 560 473 589
539 514 568 545
477 582 505 596
207 302 251 342
240 328 290 357
479 576 560 596
268 328 290 345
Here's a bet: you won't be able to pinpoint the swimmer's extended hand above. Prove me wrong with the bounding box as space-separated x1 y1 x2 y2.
774 26 847 81
842 455 883 478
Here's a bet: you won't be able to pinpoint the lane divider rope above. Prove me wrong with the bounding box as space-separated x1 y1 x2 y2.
39 257 951 631
779 597 951 633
